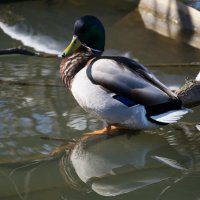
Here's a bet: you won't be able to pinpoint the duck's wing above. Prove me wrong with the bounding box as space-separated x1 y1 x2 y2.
87 56 178 107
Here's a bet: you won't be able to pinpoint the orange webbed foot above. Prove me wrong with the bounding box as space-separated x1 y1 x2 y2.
84 125 119 136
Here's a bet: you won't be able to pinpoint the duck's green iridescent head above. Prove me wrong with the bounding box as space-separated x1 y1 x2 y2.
62 15 105 57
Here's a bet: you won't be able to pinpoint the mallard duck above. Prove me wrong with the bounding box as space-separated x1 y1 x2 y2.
60 15 189 133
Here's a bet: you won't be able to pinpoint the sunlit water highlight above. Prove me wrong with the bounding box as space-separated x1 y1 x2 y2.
0 21 65 54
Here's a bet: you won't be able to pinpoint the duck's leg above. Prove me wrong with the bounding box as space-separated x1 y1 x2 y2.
84 124 118 136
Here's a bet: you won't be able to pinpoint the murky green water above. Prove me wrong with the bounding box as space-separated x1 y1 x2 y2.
0 1 200 200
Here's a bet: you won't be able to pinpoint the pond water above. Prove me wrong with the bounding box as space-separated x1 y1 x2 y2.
0 1 200 200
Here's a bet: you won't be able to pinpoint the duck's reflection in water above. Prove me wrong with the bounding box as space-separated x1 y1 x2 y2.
60 125 200 197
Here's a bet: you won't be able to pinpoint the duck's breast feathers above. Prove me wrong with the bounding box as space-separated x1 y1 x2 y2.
86 56 177 107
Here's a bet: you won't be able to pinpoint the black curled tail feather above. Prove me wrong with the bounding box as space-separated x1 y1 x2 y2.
145 98 182 117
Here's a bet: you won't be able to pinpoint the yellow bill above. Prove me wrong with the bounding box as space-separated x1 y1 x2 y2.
62 36 81 57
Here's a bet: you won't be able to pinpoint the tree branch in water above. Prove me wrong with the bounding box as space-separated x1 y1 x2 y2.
176 79 200 108
0 47 59 58
0 47 200 67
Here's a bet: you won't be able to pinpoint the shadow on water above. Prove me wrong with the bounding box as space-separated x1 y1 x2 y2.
60 124 200 199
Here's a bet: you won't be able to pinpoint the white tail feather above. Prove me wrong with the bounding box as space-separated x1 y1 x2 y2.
152 156 187 170
195 72 200 81
196 124 200 131
150 108 190 123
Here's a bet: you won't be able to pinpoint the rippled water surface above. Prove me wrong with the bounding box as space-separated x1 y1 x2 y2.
0 1 200 200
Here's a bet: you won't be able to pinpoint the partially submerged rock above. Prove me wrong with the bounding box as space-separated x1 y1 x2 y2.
139 0 200 49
